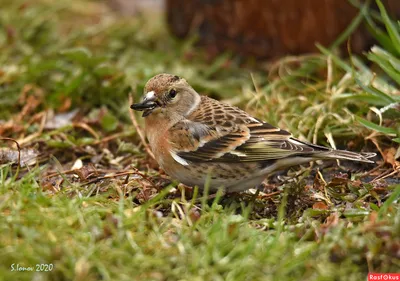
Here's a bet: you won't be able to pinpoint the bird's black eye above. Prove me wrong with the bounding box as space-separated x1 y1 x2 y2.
169 89 177 99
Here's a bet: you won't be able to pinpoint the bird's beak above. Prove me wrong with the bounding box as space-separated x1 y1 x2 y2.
130 91 158 117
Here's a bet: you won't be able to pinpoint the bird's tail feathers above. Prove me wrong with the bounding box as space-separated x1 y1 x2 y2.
317 150 376 163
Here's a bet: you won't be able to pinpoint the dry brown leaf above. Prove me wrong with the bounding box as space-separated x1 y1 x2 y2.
312 202 328 210
327 177 349 188
17 84 44 122
44 109 79 129
189 208 201 223
319 212 339 235
59 97 72 112
0 147 38 167
382 147 399 168
0 120 24 136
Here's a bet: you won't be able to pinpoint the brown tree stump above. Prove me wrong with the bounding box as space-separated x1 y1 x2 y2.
166 0 400 58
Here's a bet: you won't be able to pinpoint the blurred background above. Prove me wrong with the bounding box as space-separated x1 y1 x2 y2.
1 0 399 154
110 0 400 58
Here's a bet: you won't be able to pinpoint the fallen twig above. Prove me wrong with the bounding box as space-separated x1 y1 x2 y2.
44 167 155 187
258 190 282 199
18 111 47 146
72 122 100 140
92 130 135 145
82 170 155 186
371 168 400 183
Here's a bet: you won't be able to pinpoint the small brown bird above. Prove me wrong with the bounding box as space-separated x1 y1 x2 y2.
131 74 375 192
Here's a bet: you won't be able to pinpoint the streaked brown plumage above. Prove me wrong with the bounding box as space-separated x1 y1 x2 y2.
131 74 375 192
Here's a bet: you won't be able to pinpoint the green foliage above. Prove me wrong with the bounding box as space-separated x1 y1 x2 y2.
357 0 400 142
0 168 399 281
249 0 400 148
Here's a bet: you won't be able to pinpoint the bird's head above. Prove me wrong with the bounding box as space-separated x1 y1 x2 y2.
130 74 200 120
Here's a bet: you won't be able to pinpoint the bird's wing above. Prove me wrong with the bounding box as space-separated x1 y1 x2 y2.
168 96 330 163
